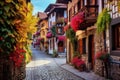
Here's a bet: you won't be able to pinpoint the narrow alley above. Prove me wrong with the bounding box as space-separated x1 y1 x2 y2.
25 46 83 80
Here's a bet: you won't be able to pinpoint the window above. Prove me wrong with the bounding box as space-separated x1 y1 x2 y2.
75 4 78 14
77 1 81 11
64 10 67 18
50 21 52 27
50 40 52 49
87 0 97 5
69 8 72 21
112 24 120 50
52 12 54 16
102 0 105 9
57 27 63 34
82 38 86 54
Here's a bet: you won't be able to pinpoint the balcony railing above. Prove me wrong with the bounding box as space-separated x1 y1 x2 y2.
74 5 98 30
79 5 98 30
56 17 67 24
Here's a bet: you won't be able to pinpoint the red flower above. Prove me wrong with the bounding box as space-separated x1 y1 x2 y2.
71 12 85 31
9 46 26 67
72 57 85 68
95 50 109 61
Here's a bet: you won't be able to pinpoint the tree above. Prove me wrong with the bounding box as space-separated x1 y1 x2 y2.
0 0 38 79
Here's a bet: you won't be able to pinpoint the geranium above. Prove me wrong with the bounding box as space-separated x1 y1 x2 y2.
71 12 85 31
72 57 85 68
95 50 110 62
9 46 26 67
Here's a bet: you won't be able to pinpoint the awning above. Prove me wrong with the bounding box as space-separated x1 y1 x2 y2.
46 32 52 38
57 36 66 41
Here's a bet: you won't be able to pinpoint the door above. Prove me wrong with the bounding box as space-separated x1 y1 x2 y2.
88 35 95 70
58 41 64 52
69 42 72 63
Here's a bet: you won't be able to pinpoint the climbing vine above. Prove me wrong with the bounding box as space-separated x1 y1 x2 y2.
96 8 111 34
66 27 78 54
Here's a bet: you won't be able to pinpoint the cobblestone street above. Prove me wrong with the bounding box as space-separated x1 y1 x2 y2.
26 47 83 80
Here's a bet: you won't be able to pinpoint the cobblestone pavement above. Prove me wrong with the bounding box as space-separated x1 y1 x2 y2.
25 47 84 80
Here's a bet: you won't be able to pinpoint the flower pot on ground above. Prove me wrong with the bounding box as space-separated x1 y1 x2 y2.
72 57 86 71
52 50 58 58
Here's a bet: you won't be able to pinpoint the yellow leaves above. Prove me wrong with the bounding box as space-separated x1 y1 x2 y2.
12 1 38 58
5 0 13 3
27 3 33 12
13 19 22 25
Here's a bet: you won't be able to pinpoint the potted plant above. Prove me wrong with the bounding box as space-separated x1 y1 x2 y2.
95 50 110 78
95 50 110 62
52 50 58 58
72 57 85 71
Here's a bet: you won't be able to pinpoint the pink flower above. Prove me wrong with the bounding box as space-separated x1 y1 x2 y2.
72 57 85 68
71 12 85 31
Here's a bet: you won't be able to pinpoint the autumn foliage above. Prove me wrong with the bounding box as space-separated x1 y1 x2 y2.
0 0 38 67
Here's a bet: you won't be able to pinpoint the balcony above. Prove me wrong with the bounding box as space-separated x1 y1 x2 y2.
56 17 67 24
71 5 98 31
79 5 98 30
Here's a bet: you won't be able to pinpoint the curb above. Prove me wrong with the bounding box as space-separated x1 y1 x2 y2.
53 58 85 80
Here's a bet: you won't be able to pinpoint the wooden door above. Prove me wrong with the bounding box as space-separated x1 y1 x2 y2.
69 42 72 63
79 39 83 54
58 41 64 52
88 35 94 70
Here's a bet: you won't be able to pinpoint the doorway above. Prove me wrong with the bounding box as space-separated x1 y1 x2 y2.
88 35 95 70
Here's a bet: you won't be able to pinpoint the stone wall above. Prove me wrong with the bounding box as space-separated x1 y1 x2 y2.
0 57 26 80
110 56 120 80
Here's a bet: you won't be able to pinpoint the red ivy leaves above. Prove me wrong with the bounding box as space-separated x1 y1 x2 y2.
9 46 26 67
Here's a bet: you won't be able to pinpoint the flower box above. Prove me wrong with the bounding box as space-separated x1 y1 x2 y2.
72 57 85 71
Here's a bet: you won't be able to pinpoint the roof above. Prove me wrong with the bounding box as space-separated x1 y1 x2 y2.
44 3 67 13
37 12 47 20
56 0 69 4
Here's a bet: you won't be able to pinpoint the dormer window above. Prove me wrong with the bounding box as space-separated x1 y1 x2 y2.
87 0 97 5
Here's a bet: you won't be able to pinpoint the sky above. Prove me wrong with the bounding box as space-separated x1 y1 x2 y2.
31 0 56 15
